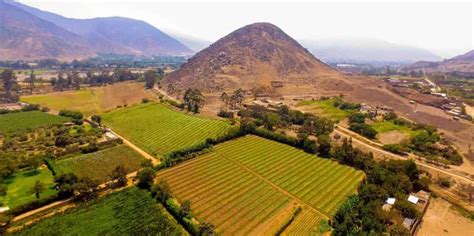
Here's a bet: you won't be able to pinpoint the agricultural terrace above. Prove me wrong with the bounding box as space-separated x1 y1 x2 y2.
21 82 153 116
14 187 187 235
102 103 231 157
297 97 358 121
156 135 364 235
54 145 145 183
0 111 69 134
0 168 55 209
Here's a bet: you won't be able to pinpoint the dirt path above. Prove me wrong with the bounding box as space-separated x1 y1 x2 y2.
334 126 473 183
417 197 474 236
107 129 160 165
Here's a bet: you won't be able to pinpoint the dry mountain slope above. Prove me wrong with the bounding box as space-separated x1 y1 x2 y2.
0 1 93 60
405 49 474 74
3 0 193 58
162 22 340 93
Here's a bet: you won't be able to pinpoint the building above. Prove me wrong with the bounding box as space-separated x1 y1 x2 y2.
382 197 396 211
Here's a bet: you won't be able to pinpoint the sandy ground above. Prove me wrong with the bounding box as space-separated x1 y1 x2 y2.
465 103 474 118
378 131 408 145
417 197 474 236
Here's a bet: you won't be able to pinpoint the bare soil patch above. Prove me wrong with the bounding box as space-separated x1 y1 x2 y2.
378 131 408 145
417 197 474 236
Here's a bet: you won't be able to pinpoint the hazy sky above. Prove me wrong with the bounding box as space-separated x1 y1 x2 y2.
18 0 474 58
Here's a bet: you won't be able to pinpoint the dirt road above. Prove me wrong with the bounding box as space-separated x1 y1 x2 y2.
334 126 473 183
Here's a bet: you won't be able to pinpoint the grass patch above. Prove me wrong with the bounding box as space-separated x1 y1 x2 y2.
371 120 423 137
102 103 231 157
297 99 353 121
0 168 56 209
55 145 145 183
14 187 187 235
0 111 69 134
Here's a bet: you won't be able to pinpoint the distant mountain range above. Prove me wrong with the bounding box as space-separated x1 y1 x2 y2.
299 38 442 64
404 50 474 74
0 0 192 60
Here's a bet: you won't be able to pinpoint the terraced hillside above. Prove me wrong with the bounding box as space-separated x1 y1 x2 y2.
156 135 364 235
102 103 231 157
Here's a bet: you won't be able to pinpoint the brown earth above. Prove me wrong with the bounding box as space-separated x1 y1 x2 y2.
417 197 474 236
378 131 408 145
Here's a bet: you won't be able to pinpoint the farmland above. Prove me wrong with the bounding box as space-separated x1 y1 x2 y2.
0 168 56 209
297 98 356 121
14 187 187 235
102 103 231 157
21 82 153 116
0 111 69 134
54 145 145 183
156 135 364 234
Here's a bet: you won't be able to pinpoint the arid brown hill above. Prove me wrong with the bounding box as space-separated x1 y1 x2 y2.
162 22 339 93
404 50 474 75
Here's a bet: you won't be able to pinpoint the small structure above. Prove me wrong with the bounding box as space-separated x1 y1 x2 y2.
271 81 284 88
382 197 396 211
0 206 9 213
403 218 416 229
407 195 419 204
105 132 118 140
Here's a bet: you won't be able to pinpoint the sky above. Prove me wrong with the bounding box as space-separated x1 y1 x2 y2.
18 0 474 58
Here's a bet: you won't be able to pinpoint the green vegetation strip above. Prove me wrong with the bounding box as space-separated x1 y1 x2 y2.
0 111 69 134
55 145 145 183
102 103 231 156
14 187 187 235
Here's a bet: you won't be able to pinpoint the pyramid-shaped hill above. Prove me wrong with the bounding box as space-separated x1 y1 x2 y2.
162 22 342 94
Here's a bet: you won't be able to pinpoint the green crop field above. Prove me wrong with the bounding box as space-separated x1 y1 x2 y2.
297 99 353 121
102 103 231 157
0 168 56 209
156 135 364 235
14 187 187 235
55 145 145 183
0 111 69 134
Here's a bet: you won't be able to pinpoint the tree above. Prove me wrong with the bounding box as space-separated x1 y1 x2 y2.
54 173 79 198
183 89 204 113
144 70 157 89
152 179 171 203
199 221 215 236
74 177 99 201
111 165 128 188
28 157 43 173
230 88 245 109
1 69 17 100
30 180 45 199
137 167 156 189
27 70 36 93
317 134 331 157
263 113 280 131
220 92 230 109
180 200 192 218
91 115 101 125
0 184 7 197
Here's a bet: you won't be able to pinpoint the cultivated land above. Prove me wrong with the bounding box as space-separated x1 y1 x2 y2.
0 168 56 209
102 103 231 157
14 187 187 235
54 145 145 183
296 99 352 121
0 111 69 134
156 135 364 235
21 82 153 116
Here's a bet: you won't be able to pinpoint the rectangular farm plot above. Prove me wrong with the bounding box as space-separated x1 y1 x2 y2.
102 103 231 157
157 135 364 235
55 145 145 183
0 111 70 134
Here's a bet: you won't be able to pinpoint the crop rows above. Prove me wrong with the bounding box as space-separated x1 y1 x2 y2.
213 135 365 215
0 111 69 134
55 145 145 183
102 103 230 156
157 135 364 235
